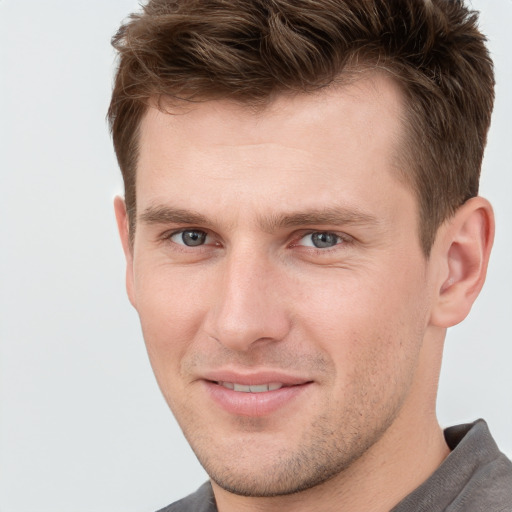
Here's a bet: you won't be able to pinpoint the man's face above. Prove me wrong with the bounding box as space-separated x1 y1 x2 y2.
120 75 441 496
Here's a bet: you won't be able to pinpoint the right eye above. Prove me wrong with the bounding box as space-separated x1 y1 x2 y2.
170 230 209 247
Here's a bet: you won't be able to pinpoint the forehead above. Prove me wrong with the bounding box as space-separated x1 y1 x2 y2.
140 71 404 151
136 73 409 218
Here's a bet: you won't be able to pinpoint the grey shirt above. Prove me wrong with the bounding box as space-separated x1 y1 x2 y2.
157 420 512 512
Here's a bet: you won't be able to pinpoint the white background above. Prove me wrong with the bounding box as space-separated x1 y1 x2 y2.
0 1 510 511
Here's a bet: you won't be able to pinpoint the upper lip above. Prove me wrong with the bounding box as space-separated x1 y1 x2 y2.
200 369 312 387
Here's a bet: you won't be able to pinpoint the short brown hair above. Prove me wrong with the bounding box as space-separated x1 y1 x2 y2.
108 0 494 254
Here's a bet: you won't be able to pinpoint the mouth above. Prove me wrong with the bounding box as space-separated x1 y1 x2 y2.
203 376 313 416
215 381 288 393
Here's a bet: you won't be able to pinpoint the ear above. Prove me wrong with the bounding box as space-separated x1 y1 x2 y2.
114 196 136 308
429 197 494 328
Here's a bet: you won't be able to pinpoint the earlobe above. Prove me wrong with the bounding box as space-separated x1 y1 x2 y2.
113 196 137 308
430 197 494 328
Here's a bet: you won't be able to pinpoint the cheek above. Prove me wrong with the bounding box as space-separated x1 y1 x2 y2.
133 263 211 384
294 263 429 376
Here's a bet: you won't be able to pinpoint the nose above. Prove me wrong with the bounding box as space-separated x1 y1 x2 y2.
203 247 291 352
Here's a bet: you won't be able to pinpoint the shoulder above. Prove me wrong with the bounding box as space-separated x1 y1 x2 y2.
444 420 512 511
393 420 512 512
155 482 217 512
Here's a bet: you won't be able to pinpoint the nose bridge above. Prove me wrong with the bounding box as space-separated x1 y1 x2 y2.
205 243 290 351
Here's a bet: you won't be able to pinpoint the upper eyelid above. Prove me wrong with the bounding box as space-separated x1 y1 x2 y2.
292 230 356 250
296 230 353 241
164 228 219 248
163 228 349 237
159 228 353 246
162 227 209 238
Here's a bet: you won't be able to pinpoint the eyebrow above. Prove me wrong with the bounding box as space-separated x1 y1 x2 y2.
260 208 379 232
139 205 379 231
139 206 209 226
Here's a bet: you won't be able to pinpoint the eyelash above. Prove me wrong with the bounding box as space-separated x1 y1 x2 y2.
162 229 217 249
296 234 357 261
292 231 351 250
161 229 353 252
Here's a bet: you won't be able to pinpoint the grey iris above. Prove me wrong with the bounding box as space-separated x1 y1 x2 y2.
311 232 338 248
182 230 207 246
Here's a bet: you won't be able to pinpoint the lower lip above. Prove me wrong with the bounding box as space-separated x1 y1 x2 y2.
203 381 312 417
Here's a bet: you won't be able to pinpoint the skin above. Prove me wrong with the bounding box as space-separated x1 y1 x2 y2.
115 73 494 512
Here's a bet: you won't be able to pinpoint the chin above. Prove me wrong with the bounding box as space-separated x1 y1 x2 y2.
209 464 343 498
190 432 368 498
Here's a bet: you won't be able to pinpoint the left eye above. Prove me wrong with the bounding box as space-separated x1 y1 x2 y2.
170 230 209 247
298 232 342 249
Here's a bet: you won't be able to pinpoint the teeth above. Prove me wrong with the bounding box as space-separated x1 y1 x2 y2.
249 384 269 393
218 382 284 393
233 383 251 392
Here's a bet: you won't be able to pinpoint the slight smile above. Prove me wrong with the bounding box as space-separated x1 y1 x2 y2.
202 374 314 417
216 382 288 392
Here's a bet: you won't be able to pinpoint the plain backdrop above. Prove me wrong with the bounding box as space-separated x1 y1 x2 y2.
0 1 511 511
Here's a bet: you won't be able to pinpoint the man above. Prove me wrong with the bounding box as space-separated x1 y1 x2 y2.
108 0 512 510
